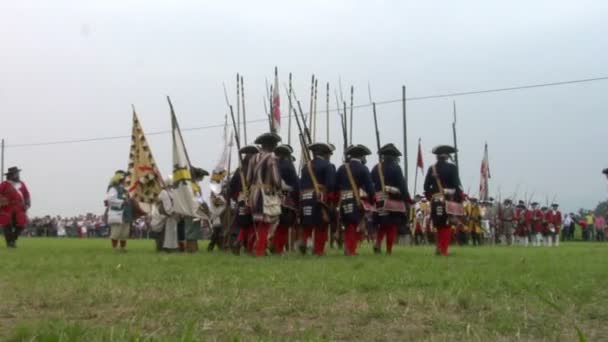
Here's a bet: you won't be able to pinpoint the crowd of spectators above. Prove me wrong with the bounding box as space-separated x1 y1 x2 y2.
24 214 150 239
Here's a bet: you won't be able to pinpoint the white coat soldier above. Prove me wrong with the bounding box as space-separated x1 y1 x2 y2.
181 167 209 253
105 170 140 252
157 176 180 252
423 145 463 256
247 132 282 257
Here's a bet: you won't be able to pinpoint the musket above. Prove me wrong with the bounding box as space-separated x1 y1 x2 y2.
240 75 247 144
325 82 330 143
349 86 354 145
372 103 381 153
236 74 241 142
341 101 348 156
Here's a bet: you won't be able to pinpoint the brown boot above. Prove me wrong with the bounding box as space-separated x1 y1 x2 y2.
178 241 186 252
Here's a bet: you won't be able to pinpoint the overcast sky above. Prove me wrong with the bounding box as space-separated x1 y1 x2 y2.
1 0 607 217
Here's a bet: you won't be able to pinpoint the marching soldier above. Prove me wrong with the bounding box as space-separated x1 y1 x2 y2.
500 199 515 246
229 145 259 254
183 167 209 253
548 203 563 246
299 142 336 256
530 202 543 246
0 167 31 248
336 145 375 256
273 144 299 255
247 132 283 257
423 145 463 256
515 200 529 246
468 198 483 246
371 143 411 255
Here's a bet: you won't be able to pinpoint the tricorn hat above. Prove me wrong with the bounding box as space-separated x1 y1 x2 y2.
5 166 21 175
346 144 372 158
254 132 281 145
551 203 559 207
531 201 539 206
516 203 526 209
239 145 260 155
274 144 294 155
432 145 457 155
603 168 608 175
503 198 512 204
379 143 402 157
309 142 333 155
191 167 209 179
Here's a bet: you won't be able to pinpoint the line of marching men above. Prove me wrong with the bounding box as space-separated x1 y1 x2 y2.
411 196 564 247
223 132 413 257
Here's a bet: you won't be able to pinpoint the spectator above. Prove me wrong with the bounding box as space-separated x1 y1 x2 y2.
595 215 606 242
585 212 595 241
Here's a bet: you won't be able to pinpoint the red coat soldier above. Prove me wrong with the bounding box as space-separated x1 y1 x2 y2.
0 167 31 248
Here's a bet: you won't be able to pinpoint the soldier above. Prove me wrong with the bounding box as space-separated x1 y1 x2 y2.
0 167 31 248
548 203 563 246
273 144 299 255
299 142 336 256
207 191 227 252
468 198 483 246
423 145 463 256
182 167 209 253
371 143 411 255
500 199 516 246
530 202 543 246
514 200 529 246
229 145 259 255
247 132 283 257
336 145 375 256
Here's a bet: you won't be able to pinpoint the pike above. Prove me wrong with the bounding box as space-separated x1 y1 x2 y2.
452 101 459 169
236 74 241 143
288 73 293 145
349 86 354 145
240 75 247 144
325 82 330 143
312 78 318 141
308 75 315 129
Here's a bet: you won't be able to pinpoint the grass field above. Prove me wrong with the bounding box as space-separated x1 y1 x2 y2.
0 239 607 341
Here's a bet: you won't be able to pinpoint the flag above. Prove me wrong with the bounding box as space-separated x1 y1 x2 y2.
209 116 233 195
125 108 164 212
416 138 424 170
479 143 491 201
271 67 281 133
169 98 199 217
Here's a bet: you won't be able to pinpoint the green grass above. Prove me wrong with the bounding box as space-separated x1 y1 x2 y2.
0 239 607 341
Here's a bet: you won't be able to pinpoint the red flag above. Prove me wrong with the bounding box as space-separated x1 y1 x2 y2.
272 67 281 132
416 139 424 170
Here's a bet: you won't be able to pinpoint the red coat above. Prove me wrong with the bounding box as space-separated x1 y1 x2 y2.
532 209 544 233
0 181 30 227
549 210 562 232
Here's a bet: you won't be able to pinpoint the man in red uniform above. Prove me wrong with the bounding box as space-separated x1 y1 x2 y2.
0 167 31 248
547 203 563 247
530 202 544 246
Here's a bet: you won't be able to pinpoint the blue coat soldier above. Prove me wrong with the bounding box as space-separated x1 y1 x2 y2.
273 144 299 254
423 145 463 256
336 144 375 256
299 142 336 256
228 145 259 254
371 143 411 254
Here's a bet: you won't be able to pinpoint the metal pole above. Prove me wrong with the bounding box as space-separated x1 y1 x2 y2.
402 86 409 184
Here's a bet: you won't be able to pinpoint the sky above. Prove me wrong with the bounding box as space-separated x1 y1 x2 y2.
1 0 607 217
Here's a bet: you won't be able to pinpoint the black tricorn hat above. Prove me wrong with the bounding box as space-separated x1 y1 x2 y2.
504 198 512 204
603 168 608 175
5 166 21 175
274 144 294 155
531 201 539 206
254 132 281 145
518 200 525 205
308 142 333 155
191 167 209 179
239 145 260 155
432 145 457 155
516 203 526 209
551 203 559 207
346 144 372 158
379 143 402 157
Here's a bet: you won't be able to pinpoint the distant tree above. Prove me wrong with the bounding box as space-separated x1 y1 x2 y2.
594 200 608 218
